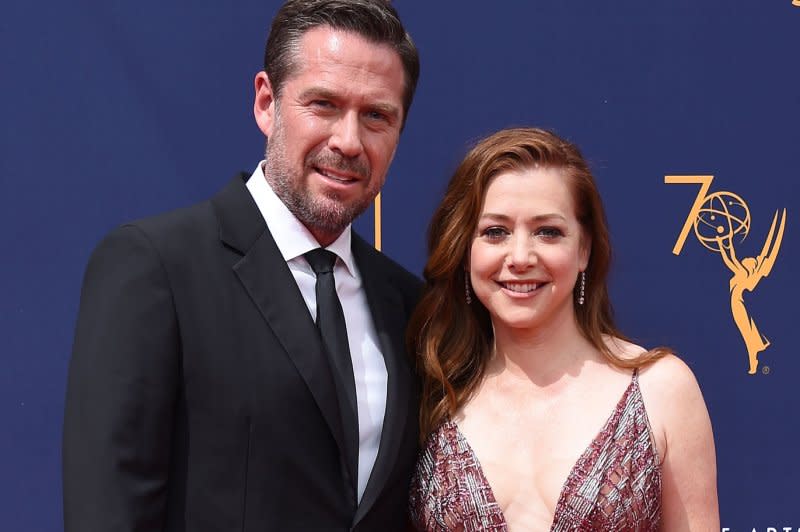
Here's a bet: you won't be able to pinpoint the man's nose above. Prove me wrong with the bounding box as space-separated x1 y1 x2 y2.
328 112 364 158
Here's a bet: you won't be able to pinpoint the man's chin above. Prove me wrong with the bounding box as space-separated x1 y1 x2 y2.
318 195 372 221
301 204 356 236
288 191 374 237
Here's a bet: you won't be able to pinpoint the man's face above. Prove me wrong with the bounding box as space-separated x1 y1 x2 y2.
254 26 406 245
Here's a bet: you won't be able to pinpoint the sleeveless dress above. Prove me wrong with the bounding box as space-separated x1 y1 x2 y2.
409 370 661 531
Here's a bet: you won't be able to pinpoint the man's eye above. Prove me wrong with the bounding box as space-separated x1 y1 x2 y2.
365 110 389 122
311 100 334 109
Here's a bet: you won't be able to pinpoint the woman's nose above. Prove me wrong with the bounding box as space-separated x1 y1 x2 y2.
507 236 535 269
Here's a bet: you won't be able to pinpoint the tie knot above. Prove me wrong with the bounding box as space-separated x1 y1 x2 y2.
305 248 338 275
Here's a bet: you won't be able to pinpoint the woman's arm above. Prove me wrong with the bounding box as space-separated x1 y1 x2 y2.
640 354 719 530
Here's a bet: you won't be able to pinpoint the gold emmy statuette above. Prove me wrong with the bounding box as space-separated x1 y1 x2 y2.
666 176 788 374
793 0 800 7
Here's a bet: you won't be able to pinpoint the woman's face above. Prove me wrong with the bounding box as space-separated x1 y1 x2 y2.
469 167 590 336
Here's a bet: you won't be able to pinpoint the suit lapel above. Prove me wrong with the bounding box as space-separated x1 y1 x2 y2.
351 235 414 523
212 174 348 461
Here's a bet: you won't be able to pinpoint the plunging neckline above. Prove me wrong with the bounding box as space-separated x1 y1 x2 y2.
445 372 642 531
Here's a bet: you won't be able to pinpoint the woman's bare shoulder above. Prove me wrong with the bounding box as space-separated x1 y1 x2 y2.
636 352 719 528
602 335 649 360
636 351 709 454
602 335 693 383
638 350 699 393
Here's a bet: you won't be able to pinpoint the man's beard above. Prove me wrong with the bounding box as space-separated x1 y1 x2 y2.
263 120 374 238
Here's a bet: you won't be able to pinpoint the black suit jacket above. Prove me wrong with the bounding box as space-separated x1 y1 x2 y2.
63 173 422 531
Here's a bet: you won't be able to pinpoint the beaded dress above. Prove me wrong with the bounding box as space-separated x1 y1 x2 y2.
409 370 661 531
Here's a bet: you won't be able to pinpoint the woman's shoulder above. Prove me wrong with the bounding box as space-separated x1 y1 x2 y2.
637 349 699 393
602 335 648 361
606 335 703 408
633 349 708 456
419 415 459 456
602 336 694 380
602 338 704 421
627 349 719 527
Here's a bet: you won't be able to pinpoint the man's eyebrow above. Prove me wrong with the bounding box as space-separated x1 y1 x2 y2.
367 102 401 121
297 87 338 102
297 87 401 118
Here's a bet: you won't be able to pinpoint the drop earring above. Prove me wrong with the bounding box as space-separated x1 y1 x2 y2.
578 271 586 306
465 275 472 305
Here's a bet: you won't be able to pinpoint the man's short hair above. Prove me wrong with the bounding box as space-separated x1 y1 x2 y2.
264 0 420 127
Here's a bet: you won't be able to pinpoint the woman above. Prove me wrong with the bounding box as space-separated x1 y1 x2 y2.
408 128 718 530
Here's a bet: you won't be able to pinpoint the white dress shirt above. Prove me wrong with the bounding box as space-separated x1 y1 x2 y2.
246 163 387 502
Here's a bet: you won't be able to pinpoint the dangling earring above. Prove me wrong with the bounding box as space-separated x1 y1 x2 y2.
465 275 472 305
578 271 586 306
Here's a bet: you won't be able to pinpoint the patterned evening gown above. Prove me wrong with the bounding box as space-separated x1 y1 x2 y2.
409 370 661 531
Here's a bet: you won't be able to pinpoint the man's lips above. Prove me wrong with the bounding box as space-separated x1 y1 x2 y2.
314 166 363 183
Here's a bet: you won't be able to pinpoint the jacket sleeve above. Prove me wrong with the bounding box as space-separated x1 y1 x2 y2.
63 224 180 532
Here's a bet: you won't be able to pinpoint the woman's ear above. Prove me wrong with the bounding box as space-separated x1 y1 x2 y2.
579 232 591 271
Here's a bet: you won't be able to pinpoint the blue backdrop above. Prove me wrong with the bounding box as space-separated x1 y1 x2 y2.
2 1 798 529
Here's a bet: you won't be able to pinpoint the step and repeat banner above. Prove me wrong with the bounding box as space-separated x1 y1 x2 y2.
2 1 798 529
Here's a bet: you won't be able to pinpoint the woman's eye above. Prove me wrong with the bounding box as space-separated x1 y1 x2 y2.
482 227 509 240
537 227 563 239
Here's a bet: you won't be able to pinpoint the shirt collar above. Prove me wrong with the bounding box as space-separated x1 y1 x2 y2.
246 162 357 278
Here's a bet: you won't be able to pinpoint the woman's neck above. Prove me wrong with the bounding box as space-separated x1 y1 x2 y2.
489 312 597 389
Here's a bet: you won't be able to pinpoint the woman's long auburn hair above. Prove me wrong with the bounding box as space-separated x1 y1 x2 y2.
408 128 666 441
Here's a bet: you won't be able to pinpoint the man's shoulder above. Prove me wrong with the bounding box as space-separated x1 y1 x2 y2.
121 173 250 233
135 197 213 231
93 172 254 257
82 200 214 278
106 197 216 256
136 172 250 231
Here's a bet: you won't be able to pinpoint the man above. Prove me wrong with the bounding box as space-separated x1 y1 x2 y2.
63 1 421 529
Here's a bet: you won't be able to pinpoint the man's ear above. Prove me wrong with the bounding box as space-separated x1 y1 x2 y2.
254 71 276 137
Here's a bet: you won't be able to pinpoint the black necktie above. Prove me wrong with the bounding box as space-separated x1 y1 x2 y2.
304 248 359 495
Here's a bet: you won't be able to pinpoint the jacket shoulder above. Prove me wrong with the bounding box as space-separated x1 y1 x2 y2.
94 173 256 259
